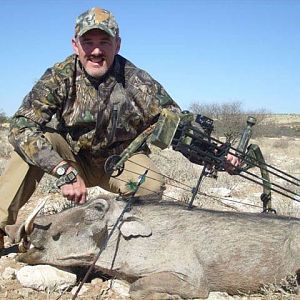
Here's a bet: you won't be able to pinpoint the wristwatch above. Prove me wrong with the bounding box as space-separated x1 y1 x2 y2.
56 169 79 188
55 163 70 177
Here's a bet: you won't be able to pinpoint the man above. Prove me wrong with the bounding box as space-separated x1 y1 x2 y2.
0 7 182 248
0 7 239 249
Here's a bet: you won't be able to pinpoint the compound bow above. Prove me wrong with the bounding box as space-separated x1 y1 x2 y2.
104 109 300 213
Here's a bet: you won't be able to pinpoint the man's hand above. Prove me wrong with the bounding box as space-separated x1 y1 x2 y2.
224 153 241 174
60 173 87 204
52 161 87 204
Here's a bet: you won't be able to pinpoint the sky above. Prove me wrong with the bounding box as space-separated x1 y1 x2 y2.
0 0 299 116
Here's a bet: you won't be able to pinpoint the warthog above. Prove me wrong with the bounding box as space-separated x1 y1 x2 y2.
6 196 300 299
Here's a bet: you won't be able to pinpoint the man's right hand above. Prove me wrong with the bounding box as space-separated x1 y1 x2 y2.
60 173 87 204
52 162 87 204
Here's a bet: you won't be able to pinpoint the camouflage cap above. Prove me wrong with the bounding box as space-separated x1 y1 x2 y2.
75 7 119 38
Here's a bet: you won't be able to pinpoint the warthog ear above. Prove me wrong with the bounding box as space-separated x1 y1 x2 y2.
119 215 152 238
5 223 25 244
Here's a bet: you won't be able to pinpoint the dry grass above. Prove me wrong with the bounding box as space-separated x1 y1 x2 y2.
260 274 299 299
262 114 300 125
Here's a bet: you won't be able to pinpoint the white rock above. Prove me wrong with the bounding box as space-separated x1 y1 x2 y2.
207 292 234 299
2 267 17 280
91 277 104 285
6 253 18 259
207 293 262 300
108 279 130 298
16 265 77 292
71 284 89 296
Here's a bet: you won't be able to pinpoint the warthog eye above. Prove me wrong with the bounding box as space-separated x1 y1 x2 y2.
94 204 105 212
52 232 61 241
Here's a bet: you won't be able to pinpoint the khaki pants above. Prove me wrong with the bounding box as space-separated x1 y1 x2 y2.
0 132 164 230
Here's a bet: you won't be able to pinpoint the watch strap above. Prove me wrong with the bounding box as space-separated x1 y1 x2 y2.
56 169 79 188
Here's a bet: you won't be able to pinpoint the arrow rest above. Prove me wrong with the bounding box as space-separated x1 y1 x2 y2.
104 155 124 177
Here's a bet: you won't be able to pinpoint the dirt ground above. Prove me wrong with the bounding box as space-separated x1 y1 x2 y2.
0 118 299 299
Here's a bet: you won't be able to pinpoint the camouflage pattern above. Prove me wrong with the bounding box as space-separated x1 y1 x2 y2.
113 124 156 171
9 54 180 173
75 7 119 37
150 109 181 149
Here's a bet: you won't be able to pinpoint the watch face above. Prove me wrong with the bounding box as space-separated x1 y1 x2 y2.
56 166 66 176
66 172 76 182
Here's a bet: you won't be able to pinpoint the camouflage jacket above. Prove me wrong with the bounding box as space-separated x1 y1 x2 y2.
9 54 180 173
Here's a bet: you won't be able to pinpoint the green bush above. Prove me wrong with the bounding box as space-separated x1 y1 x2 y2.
0 110 10 124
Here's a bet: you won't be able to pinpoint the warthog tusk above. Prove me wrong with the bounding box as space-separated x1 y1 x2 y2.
24 199 48 234
18 238 30 253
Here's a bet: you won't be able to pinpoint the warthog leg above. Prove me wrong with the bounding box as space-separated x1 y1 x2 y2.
129 271 209 300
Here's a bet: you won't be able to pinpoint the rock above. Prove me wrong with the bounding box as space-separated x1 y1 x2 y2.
207 293 262 300
91 277 104 285
2 267 16 280
16 265 77 292
71 284 89 296
108 279 130 298
6 253 18 259
207 292 234 299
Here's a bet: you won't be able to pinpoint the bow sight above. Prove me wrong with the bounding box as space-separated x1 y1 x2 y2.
104 109 300 213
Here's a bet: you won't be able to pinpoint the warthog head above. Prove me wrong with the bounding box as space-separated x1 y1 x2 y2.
6 196 151 267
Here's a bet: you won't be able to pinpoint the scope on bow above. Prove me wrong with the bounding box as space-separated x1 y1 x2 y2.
150 109 227 166
151 109 212 145
171 113 217 165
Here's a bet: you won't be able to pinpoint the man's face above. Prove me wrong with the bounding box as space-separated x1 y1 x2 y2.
72 29 121 78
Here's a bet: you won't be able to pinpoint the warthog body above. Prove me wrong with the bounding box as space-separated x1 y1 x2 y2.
15 197 300 299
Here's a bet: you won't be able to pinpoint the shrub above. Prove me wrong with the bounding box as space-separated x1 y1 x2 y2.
189 101 269 144
0 109 10 125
